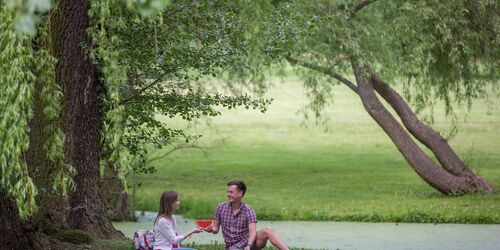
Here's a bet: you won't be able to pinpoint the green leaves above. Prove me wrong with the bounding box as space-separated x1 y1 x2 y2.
382 0 500 115
0 5 38 217
249 0 499 119
92 1 274 177
126 0 170 17
4 0 52 36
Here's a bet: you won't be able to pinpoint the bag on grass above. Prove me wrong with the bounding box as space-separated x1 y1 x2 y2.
133 229 155 250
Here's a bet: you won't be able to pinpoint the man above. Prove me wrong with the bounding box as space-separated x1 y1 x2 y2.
206 180 289 250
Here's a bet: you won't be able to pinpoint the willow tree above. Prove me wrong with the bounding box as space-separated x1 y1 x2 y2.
259 0 498 194
1 0 268 248
1 0 128 247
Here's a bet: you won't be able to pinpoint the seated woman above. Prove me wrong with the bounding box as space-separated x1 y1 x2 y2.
154 191 202 250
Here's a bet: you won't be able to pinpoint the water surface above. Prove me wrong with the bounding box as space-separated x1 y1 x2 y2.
113 211 500 250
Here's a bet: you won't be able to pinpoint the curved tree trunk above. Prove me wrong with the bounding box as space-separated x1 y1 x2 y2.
286 55 494 194
49 0 123 238
350 60 491 194
369 72 494 192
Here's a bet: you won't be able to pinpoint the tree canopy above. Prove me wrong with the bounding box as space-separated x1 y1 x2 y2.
1 0 272 218
252 0 498 117
1 0 499 221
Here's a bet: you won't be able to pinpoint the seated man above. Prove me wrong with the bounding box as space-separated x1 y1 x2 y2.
206 180 289 250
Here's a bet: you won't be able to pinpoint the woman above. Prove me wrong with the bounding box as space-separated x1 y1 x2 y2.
154 191 202 250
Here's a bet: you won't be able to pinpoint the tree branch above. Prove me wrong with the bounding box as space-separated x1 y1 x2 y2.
353 0 378 14
120 77 164 105
347 0 378 20
145 144 207 165
285 56 358 94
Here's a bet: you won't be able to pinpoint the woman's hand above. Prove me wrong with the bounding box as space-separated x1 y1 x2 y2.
191 227 203 234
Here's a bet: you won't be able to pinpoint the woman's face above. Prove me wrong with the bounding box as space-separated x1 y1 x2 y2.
174 197 180 210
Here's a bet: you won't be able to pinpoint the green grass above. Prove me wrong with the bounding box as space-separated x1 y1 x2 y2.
92 239 316 250
132 76 500 223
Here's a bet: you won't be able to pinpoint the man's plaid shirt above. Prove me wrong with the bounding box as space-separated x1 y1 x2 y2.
214 201 257 249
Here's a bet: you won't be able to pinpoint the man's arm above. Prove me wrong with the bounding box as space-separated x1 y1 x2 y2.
245 222 257 250
209 204 222 234
207 219 220 234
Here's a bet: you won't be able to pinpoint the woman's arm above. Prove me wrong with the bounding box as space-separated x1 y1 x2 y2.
157 218 185 244
180 228 201 240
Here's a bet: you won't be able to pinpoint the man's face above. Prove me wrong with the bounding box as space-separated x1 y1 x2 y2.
227 185 243 203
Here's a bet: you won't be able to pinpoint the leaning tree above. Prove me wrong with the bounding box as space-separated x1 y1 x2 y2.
255 0 499 194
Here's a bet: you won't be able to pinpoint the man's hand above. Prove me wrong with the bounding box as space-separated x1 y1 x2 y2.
207 219 220 234
204 226 213 233
244 246 251 250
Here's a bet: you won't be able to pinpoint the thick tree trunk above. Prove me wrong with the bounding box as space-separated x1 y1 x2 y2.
0 190 33 250
27 66 69 231
49 0 123 238
351 60 484 194
369 73 494 192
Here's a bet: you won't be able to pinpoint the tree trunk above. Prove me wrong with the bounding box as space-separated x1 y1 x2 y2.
27 62 69 231
369 72 494 192
350 60 489 194
0 190 33 250
49 0 123 238
101 167 136 222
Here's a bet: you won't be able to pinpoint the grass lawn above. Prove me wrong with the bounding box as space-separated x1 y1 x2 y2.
132 76 500 223
93 240 315 250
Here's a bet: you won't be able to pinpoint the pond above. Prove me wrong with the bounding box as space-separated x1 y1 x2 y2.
113 211 500 250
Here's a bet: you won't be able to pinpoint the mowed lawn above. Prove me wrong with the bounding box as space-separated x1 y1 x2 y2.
133 76 500 223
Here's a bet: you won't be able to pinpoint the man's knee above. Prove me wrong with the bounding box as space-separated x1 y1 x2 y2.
259 226 274 237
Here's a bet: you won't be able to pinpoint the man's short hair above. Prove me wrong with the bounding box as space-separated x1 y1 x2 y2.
227 180 247 196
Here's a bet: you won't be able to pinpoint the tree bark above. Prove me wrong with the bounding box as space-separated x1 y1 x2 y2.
0 190 33 250
49 0 124 238
27 63 69 231
350 60 486 194
101 167 136 222
369 72 494 192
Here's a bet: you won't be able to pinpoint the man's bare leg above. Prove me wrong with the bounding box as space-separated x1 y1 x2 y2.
255 227 289 250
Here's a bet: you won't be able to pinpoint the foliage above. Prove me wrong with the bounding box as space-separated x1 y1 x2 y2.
241 0 500 122
0 5 38 217
95 1 272 178
2 0 168 36
373 1 500 115
0 4 70 217
2 0 52 36
1 0 274 217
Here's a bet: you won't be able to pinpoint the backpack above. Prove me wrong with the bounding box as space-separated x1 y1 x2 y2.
133 229 155 250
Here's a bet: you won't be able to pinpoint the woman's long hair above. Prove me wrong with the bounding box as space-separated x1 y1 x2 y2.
154 191 178 225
